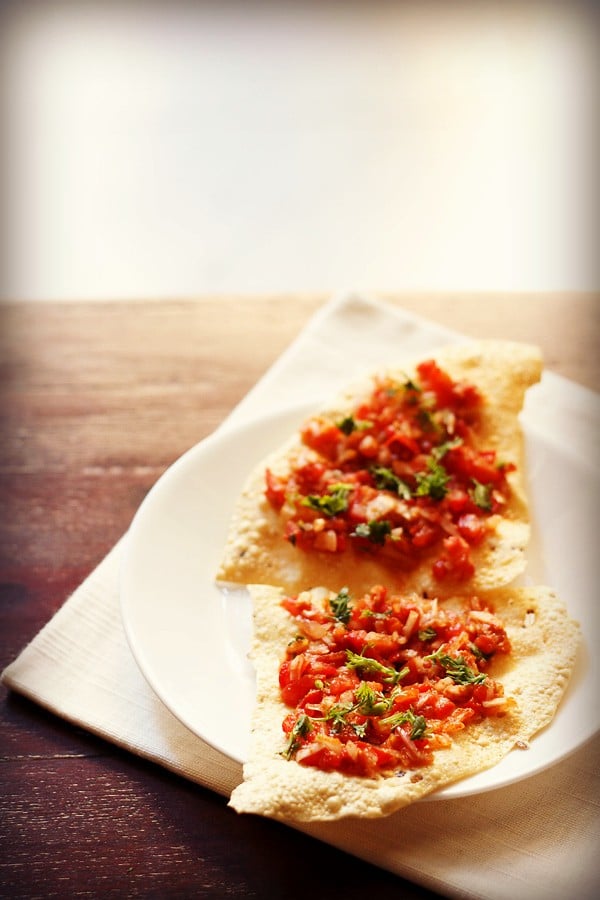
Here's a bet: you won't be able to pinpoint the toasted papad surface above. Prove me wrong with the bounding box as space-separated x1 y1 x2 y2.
228 583 579 822
216 341 543 597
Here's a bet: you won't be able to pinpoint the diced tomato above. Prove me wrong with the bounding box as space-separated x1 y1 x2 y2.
437 707 476 732
410 519 441 549
446 488 470 514
471 683 491 705
417 359 481 411
300 419 340 459
433 536 475 581
416 691 456 719
280 673 315 707
296 739 344 771
296 462 331 495
367 584 389 610
417 359 481 409
283 520 312 551
472 629 511 656
327 670 360 696
282 712 296 734
384 428 420 459
473 634 495 657
299 688 324 712
445 445 503 485
457 513 486 545
280 595 312 617
388 728 434 766
387 685 421 711
265 468 287 509
338 629 369 654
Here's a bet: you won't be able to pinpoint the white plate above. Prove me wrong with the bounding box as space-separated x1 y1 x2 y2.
120 404 599 800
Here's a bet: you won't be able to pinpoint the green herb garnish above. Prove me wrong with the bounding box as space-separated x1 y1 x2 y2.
346 650 408 685
336 415 373 436
352 520 392 545
329 587 352 624
416 408 439 433
282 714 312 759
323 702 367 738
425 649 486 685
354 682 391 716
418 627 437 642
470 479 493 511
414 438 462 501
431 437 463 460
381 708 428 740
414 459 450 501
402 374 421 393
324 704 353 732
302 483 353 517
370 466 412 499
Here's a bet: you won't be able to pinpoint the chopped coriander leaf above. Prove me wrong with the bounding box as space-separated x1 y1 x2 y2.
418 627 437 642
302 483 353 517
325 703 353 732
282 714 312 759
354 682 391 716
470 479 493 511
322 701 368 738
352 721 368 738
381 709 428 740
425 649 486 685
401 374 421 393
336 415 372 435
329 587 352 624
370 466 412 499
415 459 450 501
431 437 463 460
337 415 355 435
346 651 408 685
417 408 439 433
351 520 392 545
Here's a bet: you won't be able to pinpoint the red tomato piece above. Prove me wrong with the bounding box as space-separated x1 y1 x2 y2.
301 419 341 459
280 674 315 707
265 468 287 509
457 513 486 544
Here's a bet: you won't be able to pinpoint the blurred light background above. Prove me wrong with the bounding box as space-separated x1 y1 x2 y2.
1 0 598 300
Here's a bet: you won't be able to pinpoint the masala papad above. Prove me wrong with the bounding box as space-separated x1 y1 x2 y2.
217 341 543 598
229 582 579 822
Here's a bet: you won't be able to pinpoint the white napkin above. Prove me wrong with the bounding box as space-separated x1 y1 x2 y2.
3 292 599 900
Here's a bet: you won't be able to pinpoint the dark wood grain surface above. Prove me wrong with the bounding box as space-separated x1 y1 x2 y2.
1 294 597 899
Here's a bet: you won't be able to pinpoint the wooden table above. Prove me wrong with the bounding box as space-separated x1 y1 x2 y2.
1 294 597 899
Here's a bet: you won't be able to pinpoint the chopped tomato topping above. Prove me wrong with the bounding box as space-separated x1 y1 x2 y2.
279 586 513 777
264 362 516 583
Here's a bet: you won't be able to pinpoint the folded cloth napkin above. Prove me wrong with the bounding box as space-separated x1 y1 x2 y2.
3 292 599 900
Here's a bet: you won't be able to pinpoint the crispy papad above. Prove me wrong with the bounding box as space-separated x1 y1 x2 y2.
216 341 543 597
228 583 579 822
